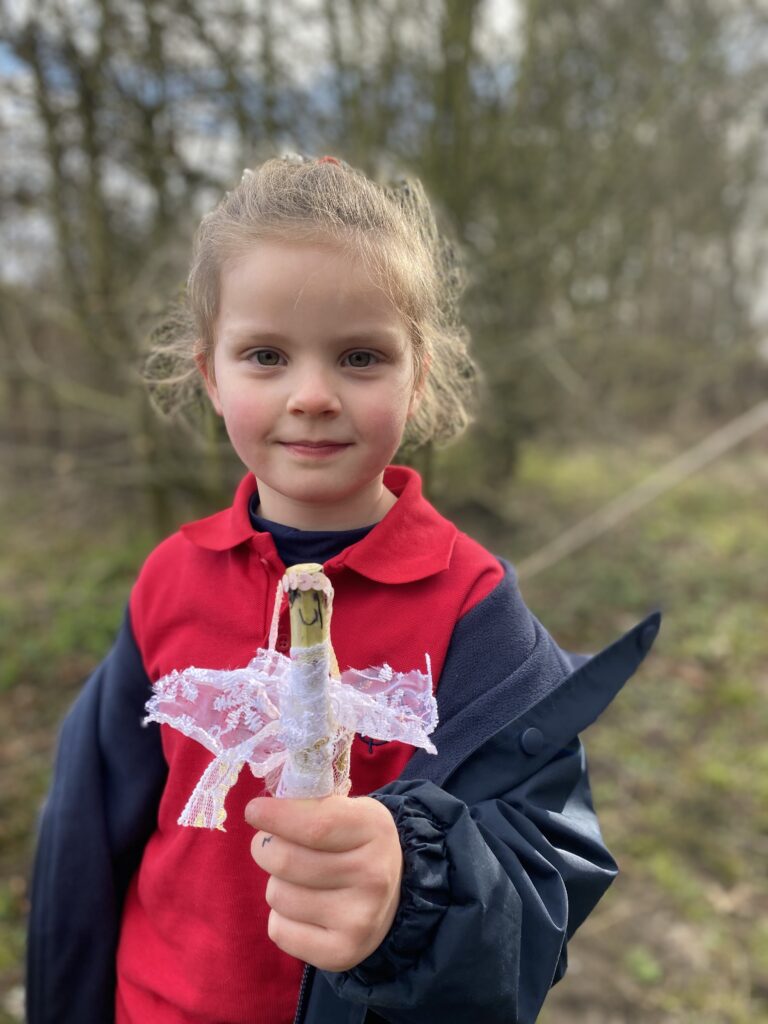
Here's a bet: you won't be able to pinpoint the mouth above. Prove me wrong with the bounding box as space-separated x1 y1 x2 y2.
278 441 352 458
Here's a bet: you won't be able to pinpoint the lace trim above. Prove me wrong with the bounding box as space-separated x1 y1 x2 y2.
282 567 335 599
144 649 437 830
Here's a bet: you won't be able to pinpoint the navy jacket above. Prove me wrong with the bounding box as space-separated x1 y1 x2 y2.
27 562 660 1023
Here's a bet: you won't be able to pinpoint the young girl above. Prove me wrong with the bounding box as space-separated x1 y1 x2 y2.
27 155 660 1024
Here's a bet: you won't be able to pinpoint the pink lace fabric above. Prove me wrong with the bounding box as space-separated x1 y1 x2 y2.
143 649 437 830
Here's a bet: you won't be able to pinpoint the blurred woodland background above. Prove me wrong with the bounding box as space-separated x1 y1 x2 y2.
1 1 768 1021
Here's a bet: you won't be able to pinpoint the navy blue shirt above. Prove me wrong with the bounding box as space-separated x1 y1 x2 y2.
248 493 375 567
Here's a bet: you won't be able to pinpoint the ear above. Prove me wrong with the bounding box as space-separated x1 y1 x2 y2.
407 353 430 419
195 349 223 416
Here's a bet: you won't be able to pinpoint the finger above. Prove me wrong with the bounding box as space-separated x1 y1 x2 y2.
267 911 358 974
245 795 372 852
251 830 360 888
265 876 342 928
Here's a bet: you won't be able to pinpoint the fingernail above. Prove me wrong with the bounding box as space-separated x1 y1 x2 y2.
244 799 262 821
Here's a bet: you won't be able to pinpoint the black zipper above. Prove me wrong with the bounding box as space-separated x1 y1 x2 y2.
292 963 312 1024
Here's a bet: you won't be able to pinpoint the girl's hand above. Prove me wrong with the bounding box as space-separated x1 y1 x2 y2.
245 795 403 972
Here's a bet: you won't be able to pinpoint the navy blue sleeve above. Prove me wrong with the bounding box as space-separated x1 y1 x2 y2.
317 567 660 1024
26 607 167 1024
348 745 612 1024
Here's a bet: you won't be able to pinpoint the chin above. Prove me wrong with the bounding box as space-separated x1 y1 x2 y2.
285 482 358 505
275 470 381 506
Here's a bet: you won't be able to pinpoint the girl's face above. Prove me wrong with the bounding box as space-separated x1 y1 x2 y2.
201 240 420 530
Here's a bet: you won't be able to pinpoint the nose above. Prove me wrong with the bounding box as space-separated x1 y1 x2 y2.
285 365 342 417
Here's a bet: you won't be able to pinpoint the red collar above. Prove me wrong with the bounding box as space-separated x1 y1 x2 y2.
179 465 457 585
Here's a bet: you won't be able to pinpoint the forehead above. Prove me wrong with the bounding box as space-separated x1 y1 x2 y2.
218 240 405 330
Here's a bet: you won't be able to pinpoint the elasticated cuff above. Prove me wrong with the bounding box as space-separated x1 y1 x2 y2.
342 790 452 985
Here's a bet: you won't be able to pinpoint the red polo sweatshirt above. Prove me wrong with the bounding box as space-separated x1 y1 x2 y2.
116 466 503 1023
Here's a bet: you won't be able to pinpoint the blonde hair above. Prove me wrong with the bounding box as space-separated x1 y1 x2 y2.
145 155 477 448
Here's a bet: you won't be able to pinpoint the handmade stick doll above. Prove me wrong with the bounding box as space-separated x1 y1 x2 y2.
144 563 437 826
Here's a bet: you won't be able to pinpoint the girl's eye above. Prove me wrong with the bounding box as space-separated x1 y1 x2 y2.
344 351 378 368
250 349 282 367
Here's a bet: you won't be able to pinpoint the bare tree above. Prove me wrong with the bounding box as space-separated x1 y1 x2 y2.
1 0 766 528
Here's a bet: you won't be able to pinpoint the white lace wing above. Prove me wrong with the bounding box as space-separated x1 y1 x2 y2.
144 650 290 829
143 651 439 830
333 658 438 753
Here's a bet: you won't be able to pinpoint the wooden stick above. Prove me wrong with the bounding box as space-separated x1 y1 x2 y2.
279 563 337 797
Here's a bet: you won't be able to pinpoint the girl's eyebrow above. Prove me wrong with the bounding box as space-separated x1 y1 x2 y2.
227 329 288 345
336 326 406 347
225 325 406 347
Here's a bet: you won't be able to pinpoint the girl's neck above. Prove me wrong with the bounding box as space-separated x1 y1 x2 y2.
254 477 397 531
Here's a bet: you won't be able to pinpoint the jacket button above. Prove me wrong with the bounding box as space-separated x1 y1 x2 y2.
276 635 289 652
520 727 544 756
639 622 658 653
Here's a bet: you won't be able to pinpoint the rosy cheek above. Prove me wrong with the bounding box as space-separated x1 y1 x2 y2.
375 386 413 422
225 387 268 415
216 393 266 435
363 405 412 446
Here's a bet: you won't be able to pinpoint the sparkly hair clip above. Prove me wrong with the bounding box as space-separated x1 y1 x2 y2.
281 152 345 169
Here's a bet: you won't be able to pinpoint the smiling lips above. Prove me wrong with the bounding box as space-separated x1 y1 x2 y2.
279 441 353 458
